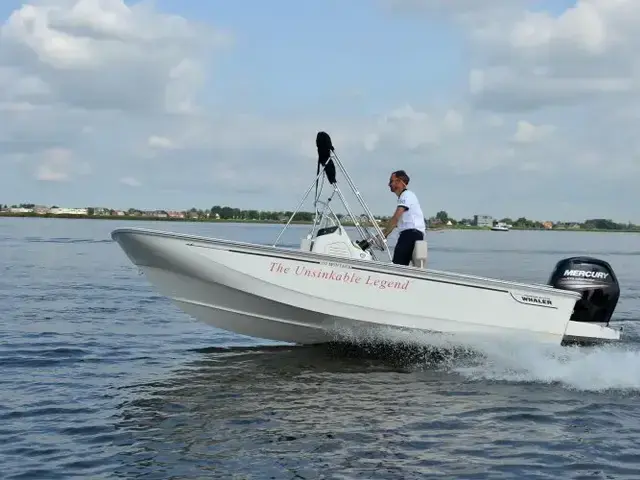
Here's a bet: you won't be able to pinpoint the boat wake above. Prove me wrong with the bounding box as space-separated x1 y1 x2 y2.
326 320 640 393
453 335 640 393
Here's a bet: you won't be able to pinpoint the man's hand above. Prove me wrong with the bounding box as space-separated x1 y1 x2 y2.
384 206 406 237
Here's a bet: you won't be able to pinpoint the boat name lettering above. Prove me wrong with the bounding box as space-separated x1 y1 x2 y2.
563 269 609 280
268 261 411 290
321 261 352 269
519 294 553 306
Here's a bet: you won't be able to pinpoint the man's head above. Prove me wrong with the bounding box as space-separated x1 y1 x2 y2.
388 170 410 195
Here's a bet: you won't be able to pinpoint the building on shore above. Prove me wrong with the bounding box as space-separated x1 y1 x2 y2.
473 214 493 227
50 207 89 215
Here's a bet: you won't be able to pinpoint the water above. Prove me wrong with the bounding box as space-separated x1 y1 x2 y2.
1 217 639 479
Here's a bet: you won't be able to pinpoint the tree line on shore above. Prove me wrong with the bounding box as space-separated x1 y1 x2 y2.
1 203 638 231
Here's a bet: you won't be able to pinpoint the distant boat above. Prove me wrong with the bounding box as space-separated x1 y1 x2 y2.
491 222 510 231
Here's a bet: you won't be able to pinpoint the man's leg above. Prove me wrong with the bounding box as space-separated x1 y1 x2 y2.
392 231 415 265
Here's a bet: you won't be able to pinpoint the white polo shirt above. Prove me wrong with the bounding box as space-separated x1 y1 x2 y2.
397 189 426 233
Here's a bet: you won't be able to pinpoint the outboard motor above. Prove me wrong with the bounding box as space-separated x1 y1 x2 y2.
548 257 620 326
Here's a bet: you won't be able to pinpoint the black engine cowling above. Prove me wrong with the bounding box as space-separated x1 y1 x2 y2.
548 256 620 325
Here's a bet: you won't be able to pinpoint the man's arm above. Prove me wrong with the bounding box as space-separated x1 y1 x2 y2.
383 206 407 238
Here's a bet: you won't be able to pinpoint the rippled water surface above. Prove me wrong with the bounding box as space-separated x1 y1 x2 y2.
1 217 640 479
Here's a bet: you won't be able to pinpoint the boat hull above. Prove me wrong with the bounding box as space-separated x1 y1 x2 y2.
111 228 619 346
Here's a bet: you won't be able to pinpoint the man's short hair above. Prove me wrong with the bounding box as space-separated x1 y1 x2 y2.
392 170 410 185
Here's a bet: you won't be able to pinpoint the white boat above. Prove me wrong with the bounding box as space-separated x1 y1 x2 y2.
111 131 622 347
491 222 510 231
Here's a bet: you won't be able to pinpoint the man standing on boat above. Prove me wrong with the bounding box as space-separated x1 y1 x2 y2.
383 170 426 265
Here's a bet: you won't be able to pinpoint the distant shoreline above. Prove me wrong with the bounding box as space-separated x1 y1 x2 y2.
1 212 639 233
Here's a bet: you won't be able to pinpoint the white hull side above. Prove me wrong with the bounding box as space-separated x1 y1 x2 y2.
141 266 336 344
111 228 591 346
201 249 574 346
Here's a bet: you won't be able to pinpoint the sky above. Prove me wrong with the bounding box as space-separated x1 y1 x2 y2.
1 0 638 222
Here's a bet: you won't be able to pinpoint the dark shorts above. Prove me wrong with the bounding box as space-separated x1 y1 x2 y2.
392 229 424 265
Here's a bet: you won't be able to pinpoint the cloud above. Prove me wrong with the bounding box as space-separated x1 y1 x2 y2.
120 176 141 187
35 146 90 181
148 135 178 150
36 147 74 181
0 0 231 201
387 0 640 111
378 0 640 218
512 121 555 144
0 0 638 222
0 0 230 113
454 0 638 112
